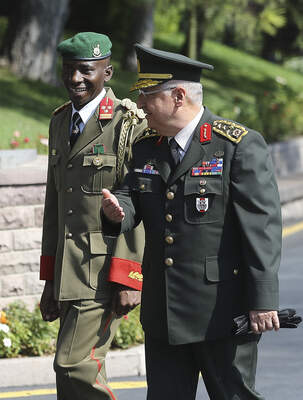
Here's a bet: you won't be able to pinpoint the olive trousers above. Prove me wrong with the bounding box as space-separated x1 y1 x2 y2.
54 300 121 400
145 333 265 400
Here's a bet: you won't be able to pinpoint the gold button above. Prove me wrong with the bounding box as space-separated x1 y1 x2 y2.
200 188 206 194
67 209 73 215
166 192 175 200
233 269 239 276
67 187 73 193
164 258 174 267
93 157 103 167
140 184 145 190
66 233 73 239
165 214 173 222
199 179 207 186
165 236 174 245
67 163 73 169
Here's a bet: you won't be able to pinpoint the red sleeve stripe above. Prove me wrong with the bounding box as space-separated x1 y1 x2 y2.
40 255 55 281
108 257 142 291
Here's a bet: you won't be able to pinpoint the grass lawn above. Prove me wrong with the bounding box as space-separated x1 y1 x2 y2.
1 33 303 151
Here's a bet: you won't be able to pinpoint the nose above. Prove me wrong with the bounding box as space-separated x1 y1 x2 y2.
71 69 83 84
136 93 145 109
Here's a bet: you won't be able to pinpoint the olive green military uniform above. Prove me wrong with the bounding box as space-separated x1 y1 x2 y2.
40 87 146 399
109 107 282 399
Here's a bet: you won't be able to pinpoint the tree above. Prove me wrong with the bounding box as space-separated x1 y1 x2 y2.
1 0 70 85
121 0 155 71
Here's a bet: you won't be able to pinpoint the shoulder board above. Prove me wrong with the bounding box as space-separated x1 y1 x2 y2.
213 120 248 144
134 128 160 144
121 98 145 120
52 101 71 116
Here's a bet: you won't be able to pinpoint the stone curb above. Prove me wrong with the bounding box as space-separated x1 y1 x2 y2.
0 344 145 388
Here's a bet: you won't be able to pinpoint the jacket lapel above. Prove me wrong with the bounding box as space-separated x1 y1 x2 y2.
154 137 173 183
168 107 214 185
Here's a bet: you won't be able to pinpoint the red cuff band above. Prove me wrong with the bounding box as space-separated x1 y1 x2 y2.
108 257 142 291
40 255 55 281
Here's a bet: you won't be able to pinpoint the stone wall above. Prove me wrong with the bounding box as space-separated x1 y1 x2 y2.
0 184 46 309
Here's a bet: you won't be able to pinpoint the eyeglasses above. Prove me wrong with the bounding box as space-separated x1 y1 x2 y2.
138 87 176 97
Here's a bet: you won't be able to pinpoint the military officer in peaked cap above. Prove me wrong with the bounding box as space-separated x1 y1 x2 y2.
102 43 282 400
39 32 147 400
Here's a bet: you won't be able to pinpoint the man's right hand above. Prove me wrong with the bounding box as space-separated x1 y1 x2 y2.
102 189 125 223
40 281 60 322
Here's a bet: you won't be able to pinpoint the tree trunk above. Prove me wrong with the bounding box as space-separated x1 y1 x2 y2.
121 0 155 71
1 0 70 85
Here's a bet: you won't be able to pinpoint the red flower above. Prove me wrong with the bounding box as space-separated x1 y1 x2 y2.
123 315 129 320
10 139 19 148
24 137 30 143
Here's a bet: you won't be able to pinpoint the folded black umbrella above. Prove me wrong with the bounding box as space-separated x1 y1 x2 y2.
232 308 302 335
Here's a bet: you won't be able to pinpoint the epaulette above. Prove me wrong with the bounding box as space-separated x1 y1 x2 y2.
134 128 160 144
213 120 248 144
52 101 71 116
121 98 145 120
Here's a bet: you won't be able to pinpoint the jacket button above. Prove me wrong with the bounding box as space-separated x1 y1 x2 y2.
233 269 239 275
67 187 73 193
166 191 175 200
200 188 206 194
67 209 73 215
165 214 173 222
164 257 174 267
67 163 73 169
66 233 73 239
140 184 145 190
165 236 174 245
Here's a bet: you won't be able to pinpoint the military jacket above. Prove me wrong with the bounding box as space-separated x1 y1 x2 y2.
113 107 282 344
40 88 147 301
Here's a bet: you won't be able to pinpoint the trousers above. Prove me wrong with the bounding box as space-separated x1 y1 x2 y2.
145 333 265 400
54 299 121 400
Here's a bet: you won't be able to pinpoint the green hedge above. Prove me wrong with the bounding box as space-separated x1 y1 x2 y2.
0 302 144 359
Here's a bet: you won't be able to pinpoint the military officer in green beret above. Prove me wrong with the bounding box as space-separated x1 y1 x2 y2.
102 43 282 400
39 32 146 400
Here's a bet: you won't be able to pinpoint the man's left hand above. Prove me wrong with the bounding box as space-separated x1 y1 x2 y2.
249 310 280 333
111 284 141 317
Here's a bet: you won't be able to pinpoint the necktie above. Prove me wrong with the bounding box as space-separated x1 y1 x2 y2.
169 138 181 166
70 112 82 149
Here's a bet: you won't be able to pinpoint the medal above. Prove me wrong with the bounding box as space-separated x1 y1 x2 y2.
196 197 208 213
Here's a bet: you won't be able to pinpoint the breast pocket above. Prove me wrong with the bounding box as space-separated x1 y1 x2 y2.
184 176 223 224
49 154 61 191
81 154 116 194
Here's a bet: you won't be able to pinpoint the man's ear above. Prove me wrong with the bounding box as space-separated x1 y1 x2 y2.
174 87 186 107
104 65 113 82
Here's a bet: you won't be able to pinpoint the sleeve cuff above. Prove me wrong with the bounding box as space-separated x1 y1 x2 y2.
108 257 142 291
40 255 55 280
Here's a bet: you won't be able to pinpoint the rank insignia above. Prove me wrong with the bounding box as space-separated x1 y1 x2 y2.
196 197 208 213
191 158 223 176
200 123 212 143
99 97 114 120
134 164 159 175
213 120 248 143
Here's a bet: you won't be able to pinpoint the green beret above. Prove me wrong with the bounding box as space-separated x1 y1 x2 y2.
57 32 112 61
130 43 214 91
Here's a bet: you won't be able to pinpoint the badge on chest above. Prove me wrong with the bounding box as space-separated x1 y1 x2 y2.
196 197 209 212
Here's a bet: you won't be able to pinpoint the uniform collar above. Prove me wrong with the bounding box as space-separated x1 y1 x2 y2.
71 88 106 125
169 106 204 152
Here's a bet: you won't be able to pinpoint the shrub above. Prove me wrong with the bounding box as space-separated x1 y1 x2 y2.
0 301 144 358
0 302 58 358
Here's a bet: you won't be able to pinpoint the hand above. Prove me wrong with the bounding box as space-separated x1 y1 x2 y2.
249 310 280 333
39 281 60 322
111 284 141 317
102 189 125 223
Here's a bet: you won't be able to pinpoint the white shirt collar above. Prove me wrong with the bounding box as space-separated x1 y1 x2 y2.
172 106 204 152
71 88 106 125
